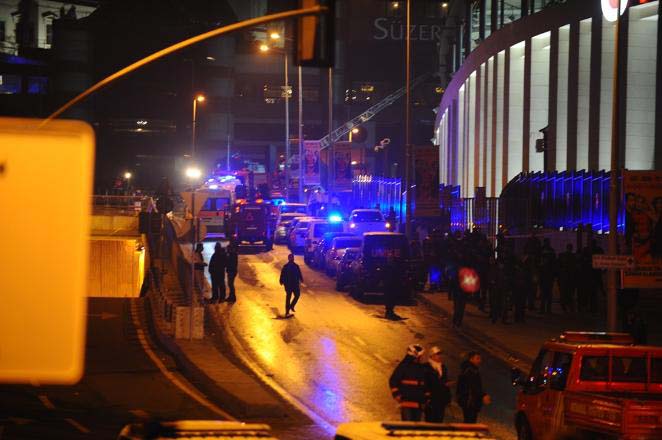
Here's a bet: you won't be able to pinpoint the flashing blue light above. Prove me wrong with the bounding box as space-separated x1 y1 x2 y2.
329 214 343 223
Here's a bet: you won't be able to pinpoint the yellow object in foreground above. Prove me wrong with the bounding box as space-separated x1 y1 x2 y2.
0 117 94 384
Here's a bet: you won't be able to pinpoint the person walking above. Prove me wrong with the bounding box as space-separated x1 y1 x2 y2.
389 344 431 422
226 242 238 302
456 351 490 423
424 346 452 423
279 253 303 316
208 242 227 303
557 243 576 312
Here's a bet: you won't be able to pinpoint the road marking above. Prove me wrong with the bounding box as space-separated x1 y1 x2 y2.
129 409 149 418
353 335 367 347
373 353 389 365
37 395 55 410
64 418 91 434
129 300 233 420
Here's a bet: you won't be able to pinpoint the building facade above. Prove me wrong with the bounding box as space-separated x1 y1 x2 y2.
434 0 661 198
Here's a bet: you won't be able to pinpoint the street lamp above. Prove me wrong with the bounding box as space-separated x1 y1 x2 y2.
185 165 202 340
123 171 132 180
192 94 205 159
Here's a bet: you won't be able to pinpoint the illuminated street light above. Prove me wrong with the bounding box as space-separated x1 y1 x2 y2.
270 31 281 40
195 94 205 103
186 167 202 179
259 43 270 52
123 172 132 180
192 94 205 158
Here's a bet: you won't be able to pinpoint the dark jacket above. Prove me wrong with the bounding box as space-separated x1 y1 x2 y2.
389 355 431 409
456 360 485 410
424 363 451 406
226 250 238 274
279 261 303 290
209 251 227 278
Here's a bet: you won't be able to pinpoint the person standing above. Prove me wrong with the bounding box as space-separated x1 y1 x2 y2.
208 242 227 303
456 351 490 423
226 242 238 303
557 243 576 312
192 243 207 302
424 346 452 423
279 253 303 316
389 344 431 422
538 238 556 314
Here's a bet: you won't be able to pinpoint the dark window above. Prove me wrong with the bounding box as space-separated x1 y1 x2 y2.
0 74 22 94
652 358 662 383
46 23 52 45
335 238 363 249
352 211 384 222
550 352 573 391
612 357 647 383
579 356 609 382
314 222 343 237
27 76 48 94
0 21 5 41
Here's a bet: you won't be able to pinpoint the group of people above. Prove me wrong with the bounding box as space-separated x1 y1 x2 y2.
193 241 239 304
413 228 612 327
389 345 490 424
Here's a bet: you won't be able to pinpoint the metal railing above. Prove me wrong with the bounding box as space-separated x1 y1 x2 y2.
92 195 156 216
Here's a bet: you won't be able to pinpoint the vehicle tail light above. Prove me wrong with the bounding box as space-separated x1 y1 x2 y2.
385 222 391 229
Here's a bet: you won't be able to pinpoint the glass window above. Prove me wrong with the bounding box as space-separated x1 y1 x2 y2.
314 222 343 237
612 357 647 383
335 238 363 249
27 76 48 94
296 221 310 229
352 211 384 222
0 74 21 94
0 21 5 41
651 358 662 383
550 352 573 391
528 349 555 388
579 356 609 381
46 23 53 45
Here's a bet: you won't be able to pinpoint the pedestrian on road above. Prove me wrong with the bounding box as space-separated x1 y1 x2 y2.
557 243 576 312
226 242 238 302
193 242 208 302
208 242 227 303
538 238 556 314
389 344 431 422
424 346 452 423
279 253 303 316
456 351 490 423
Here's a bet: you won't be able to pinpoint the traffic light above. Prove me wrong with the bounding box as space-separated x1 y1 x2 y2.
296 0 335 67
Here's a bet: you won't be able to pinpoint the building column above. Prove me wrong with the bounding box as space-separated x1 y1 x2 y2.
491 53 498 195
567 20 580 171
523 38 532 172
491 0 499 34
483 60 489 189
521 0 529 17
588 10 603 170
503 47 511 187
656 0 662 169
618 7 630 168
479 0 486 40
475 67 482 190
548 28 559 172
451 98 458 185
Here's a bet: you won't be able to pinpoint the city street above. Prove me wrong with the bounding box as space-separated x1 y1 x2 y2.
0 298 226 439
204 243 518 439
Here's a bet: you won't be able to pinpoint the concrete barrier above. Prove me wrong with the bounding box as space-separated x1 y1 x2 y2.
87 238 145 297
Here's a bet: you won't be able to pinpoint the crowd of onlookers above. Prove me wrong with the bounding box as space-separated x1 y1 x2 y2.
409 228 647 341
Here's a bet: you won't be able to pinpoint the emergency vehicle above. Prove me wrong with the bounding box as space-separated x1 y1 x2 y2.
197 176 240 236
226 200 273 251
512 331 662 440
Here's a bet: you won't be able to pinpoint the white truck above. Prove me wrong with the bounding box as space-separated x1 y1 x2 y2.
345 209 389 235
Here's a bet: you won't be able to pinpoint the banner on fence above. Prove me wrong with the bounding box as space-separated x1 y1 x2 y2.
302 140 321 185
622 170 662 289
414 145 440 217
333 142 353 190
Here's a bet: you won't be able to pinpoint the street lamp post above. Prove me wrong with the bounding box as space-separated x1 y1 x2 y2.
185 166 202 340
298 64 304 203
192 94 205 158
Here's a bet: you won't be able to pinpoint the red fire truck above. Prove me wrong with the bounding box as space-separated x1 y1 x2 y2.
512 331 662 440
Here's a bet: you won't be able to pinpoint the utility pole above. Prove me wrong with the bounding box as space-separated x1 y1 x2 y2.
298 65 304 203
404 0 412 237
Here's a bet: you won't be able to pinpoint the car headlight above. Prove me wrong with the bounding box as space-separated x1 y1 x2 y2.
350 223 356 229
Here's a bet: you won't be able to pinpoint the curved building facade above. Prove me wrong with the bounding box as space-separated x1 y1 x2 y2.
434 0 661 198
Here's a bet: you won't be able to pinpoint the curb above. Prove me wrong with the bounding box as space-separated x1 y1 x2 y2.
144 295 285 419
417 293 535 367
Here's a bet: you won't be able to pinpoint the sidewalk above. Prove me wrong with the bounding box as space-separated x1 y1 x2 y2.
145 258 286 419
418 289 662 368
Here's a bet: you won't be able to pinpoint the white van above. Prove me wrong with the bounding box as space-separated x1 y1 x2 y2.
303 220 344 264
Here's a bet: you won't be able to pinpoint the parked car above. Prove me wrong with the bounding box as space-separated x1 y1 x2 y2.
303 220 344 264
348 232 413 301
335 247 361 291
286 216 315 251
273 212 305 244
345 209 389 235
325 236 364 276
278 202 307 215
312 232 357 269
512 331 662 440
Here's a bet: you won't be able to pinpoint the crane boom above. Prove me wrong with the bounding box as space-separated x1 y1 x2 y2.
319 73 432 149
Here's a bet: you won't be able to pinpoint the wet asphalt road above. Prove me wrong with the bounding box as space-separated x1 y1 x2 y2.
204 243 518 439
